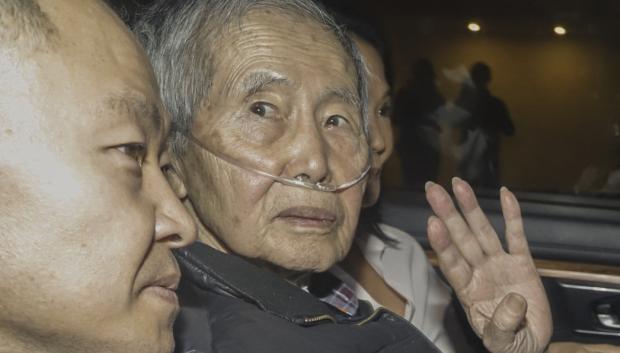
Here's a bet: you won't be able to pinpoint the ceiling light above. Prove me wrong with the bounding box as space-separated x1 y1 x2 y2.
467 22 481 33
554 26 567 36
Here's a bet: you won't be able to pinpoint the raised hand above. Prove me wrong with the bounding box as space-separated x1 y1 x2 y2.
425 178 552 353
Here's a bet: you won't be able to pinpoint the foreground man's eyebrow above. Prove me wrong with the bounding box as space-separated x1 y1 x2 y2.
103 94 163 132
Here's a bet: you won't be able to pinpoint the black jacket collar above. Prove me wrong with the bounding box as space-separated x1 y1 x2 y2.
175 242 372 325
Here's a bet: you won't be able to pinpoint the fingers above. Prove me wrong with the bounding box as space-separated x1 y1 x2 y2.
452 177 504 255
482 292 528 353
425 181 485 266
500 187 531 256
427 216 473 292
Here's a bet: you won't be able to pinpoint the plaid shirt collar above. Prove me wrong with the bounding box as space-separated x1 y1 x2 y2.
308 271 359 317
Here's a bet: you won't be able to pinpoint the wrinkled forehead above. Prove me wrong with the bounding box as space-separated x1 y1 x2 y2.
212 9 358 100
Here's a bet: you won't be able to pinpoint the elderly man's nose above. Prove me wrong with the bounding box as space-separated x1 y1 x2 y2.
284 125 329 183
153 181 197 247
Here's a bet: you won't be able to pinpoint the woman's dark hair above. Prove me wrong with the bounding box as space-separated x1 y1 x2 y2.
332 12 394 87
358 203 398 245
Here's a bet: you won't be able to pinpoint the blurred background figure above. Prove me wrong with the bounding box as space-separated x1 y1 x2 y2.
574 163 620 195
604 167 620 193
395 58 445 188
454 62 515 188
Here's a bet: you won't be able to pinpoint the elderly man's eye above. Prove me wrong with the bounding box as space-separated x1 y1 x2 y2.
250 102 276 118
161 163 174 175
325 115 349 128
161 163 184 196
116 143 147 167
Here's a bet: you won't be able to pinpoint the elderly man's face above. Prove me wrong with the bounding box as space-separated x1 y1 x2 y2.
0 1 195 353
181 10 366 272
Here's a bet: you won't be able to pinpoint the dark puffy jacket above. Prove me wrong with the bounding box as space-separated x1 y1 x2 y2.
172 243 443 353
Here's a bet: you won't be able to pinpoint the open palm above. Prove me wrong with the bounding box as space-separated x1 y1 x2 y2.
425 178 552 353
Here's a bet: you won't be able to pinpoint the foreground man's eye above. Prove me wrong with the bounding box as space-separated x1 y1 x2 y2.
250 101 277 119
116 143 147 167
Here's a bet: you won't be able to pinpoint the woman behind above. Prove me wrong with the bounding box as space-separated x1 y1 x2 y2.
322 16 457 353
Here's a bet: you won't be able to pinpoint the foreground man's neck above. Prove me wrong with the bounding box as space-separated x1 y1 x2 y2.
0 335 79 353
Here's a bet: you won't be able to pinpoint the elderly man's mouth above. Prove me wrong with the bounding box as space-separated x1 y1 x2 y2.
276 206 337 228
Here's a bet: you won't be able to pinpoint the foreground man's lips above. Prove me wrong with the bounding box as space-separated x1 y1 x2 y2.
144 272 181 306
276 206 337 228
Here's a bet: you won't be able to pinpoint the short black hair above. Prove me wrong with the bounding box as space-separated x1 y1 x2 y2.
470 61 492 87
0 0 58 52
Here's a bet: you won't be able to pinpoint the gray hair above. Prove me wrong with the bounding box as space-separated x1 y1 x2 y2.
134 0 368 155
0 0 58 53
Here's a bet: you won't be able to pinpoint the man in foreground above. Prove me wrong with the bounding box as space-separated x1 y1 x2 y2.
137 1 552 352
0 1 196 352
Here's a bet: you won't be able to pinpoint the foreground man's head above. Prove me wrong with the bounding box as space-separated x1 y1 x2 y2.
0 1 196 352
138 0 369 273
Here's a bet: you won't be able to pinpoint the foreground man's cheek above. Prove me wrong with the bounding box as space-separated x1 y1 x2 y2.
0 1 194 353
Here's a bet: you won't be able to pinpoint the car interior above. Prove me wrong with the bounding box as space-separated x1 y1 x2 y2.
111 0 620 350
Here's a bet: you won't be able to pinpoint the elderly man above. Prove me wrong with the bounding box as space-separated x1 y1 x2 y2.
136 1 551 353
0 1 196 353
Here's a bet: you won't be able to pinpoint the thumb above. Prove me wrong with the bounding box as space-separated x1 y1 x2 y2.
483 293 528 353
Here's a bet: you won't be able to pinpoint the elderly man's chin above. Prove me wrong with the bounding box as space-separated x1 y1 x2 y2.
259 186 364 273
253 217 357 273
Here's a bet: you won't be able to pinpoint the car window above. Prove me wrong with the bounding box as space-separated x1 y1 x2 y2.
326 0 620 206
